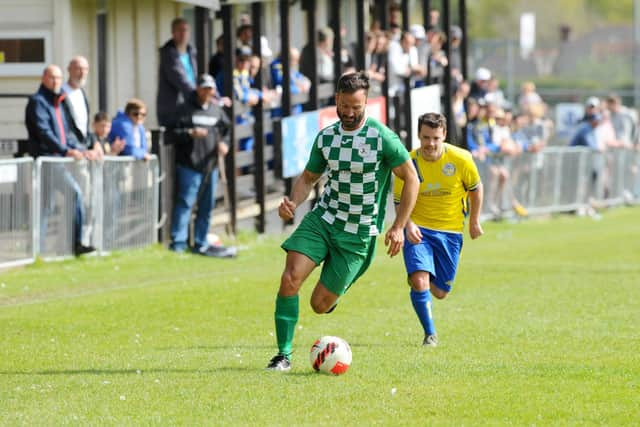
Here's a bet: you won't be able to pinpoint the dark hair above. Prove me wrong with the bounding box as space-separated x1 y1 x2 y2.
336 71 370 94
236 24 252 38
93 111 109 123
124 98 147 116
417 112 447 134
171 17 188 32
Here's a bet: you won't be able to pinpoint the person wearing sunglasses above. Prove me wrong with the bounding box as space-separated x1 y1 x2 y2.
108 98 152 161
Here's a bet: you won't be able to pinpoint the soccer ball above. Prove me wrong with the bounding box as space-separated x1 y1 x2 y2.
309 336 352 375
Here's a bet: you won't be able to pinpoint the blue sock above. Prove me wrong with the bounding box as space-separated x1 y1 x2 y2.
410 289 436 336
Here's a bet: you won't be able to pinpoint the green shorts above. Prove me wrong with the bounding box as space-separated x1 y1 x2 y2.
281 211 378 296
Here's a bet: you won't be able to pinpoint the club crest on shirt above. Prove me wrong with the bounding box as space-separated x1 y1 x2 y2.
357 143 371 157
442 162 456 176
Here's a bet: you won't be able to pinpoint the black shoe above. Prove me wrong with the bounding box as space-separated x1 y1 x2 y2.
74 244 96 256
325 303 338 314
266 354 291 371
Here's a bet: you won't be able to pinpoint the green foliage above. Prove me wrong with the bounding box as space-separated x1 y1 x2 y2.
467 0 633 41
586 0 634 23
1 207 639 425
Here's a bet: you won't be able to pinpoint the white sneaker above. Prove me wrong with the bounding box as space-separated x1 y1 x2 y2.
423 334 438 347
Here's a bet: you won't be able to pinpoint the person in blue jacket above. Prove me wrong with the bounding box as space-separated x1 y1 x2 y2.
25 64 95 256
109 99 152 161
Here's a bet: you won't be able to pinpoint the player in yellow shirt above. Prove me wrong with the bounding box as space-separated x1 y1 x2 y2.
394 112 484 346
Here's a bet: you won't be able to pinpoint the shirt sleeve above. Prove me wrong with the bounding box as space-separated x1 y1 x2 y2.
381 124 410 169
461 151 481 191
304 133 326 174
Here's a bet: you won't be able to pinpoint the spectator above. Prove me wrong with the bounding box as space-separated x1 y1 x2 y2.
63 56 104 161
571 112 606 212
231 51 261 154
571 113 600 150
157 17 197 127
469 67 491 101
339 25 356 74
512 113 545 153
236 24 253 51
25 64 95 255
409 24 428 87
485 76 506 108
518 81 543 114
426 30 447 86
581 96 601 123
208 35 225 81
168 74 235 257
484 105 525 217
427 7 440 31
300 27 335 85
449 25 463 77
364 31 377 70
465 98 493 162
605 94 636 147
62 56 90 145
368 31 389 86
109 99 152 161
86 112 124 156
452 80 470 143
270 47 311 116
387 31 422 96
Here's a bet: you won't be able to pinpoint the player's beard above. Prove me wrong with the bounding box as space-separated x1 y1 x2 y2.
338 109 365 131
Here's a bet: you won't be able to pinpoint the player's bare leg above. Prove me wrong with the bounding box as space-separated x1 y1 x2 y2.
310 282 339 314
267 251 316 371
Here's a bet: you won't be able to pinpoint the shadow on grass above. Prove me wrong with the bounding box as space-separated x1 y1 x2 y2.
0 366 322 376
153 344 274 351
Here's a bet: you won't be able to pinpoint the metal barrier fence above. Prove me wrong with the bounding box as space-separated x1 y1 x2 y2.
0 157 34 268
477 147 639 218
101 157 159 252
0 156 158 266
1 147 638 267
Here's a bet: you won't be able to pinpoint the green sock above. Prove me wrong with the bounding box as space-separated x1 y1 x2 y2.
274 294 299 358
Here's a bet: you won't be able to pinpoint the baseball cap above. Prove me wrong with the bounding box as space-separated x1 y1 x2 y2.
410 24 426 40
475 67 491 81
197 74 216 89
451 25 462 40
585 96 600 108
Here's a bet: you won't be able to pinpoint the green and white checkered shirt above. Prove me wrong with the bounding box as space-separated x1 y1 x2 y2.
305 117 409 237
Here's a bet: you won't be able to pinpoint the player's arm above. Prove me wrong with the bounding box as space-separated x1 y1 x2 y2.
468 182 484 239
385 159 419 256
279 169 322 220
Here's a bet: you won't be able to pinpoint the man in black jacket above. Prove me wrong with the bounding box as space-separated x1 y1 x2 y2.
168 74 234 257
157 17 197 127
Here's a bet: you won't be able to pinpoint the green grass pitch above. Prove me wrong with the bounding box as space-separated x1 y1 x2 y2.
1 207 639 425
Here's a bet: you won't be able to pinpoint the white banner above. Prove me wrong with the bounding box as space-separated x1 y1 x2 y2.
410 85 441 150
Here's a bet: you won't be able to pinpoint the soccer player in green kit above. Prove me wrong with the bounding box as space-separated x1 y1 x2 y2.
266 71 420 371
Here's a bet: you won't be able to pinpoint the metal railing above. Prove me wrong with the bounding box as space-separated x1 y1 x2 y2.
0 157 34 268
0 156 158 267
477 147 640 219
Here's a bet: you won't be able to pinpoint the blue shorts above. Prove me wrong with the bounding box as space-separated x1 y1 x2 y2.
402 227 463 293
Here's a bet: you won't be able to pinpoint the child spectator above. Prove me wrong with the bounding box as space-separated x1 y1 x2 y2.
109 99 151 161
87 112 124 156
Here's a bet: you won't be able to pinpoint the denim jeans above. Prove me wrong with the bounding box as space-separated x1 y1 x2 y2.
170 164 219 252
40 165 85 250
